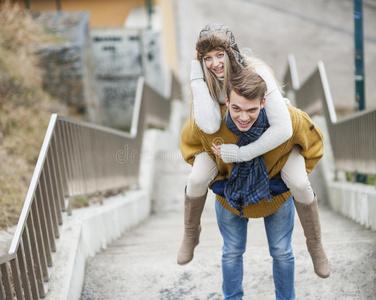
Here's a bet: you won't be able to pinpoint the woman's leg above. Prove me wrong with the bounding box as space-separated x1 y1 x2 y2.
281 145 314 204
178 152 219 265
186 151 219 197
215 199 248 300
264 196 295 300
281 146 330 278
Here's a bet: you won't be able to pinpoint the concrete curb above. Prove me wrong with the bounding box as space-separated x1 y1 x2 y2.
45 189 150 300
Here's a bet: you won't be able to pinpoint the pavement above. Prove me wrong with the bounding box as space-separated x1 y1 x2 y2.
80 152 376 299
80 1 376 299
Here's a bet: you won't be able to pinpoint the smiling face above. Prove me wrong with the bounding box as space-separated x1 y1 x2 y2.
226 90 265 132
203 50 225 78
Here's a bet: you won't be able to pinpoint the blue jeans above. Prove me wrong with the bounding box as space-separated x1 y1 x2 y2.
215 196 295 300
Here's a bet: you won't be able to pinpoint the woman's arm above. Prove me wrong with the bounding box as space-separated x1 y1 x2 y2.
220 66 293 163
191 60 222 134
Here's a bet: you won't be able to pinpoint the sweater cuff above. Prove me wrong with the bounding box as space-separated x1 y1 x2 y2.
220 144 240 163
191 60 204 81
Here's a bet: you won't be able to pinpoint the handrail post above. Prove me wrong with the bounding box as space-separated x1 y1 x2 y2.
145 0 154 29
354 0 365 111
55 0 62 12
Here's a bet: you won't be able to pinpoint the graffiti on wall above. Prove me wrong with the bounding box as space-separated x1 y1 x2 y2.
97 78 138 130
91 29 142 77
141 30 165 95
91 28 165 131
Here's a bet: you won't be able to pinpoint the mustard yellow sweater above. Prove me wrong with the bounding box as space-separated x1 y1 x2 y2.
180 105 323 218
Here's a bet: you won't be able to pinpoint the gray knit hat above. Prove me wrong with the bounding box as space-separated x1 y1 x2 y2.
196 23 245 71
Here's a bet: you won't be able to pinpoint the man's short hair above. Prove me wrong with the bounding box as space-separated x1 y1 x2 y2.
226 69 267 102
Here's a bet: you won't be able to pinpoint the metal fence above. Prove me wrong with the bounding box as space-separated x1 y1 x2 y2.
284 54 376 177
0 73 181 299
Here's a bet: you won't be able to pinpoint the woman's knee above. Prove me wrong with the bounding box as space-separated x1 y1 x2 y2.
187 152 218 197
281 146 312 196
187 173 210 194
287 175 311 196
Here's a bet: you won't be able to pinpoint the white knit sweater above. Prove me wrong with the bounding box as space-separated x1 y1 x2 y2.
191 60 293 163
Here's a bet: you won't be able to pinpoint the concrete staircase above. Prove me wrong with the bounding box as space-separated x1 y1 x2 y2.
80 141 376 300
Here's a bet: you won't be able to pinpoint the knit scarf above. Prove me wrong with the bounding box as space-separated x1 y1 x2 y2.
224 108 271 215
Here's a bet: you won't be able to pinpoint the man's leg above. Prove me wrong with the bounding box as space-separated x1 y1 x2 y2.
264 196 295 300
215 199 248 300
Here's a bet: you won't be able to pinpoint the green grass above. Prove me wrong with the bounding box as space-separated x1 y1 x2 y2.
345 172 375 186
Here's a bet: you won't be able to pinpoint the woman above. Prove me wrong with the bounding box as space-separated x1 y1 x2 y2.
177 23 330 279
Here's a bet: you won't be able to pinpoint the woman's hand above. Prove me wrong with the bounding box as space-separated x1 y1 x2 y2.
211 143 222 158
194 50 198 60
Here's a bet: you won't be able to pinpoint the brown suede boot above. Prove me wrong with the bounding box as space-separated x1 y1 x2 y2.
294 196 330 278
177 190 207 265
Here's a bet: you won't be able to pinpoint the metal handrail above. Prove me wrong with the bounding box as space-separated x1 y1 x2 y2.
0 72 181 299
284 54 376 176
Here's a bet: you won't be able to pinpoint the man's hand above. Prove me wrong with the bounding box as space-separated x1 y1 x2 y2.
211 143 222 158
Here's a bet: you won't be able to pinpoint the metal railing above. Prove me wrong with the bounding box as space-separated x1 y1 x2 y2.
0 72 181 299
284 54 376 178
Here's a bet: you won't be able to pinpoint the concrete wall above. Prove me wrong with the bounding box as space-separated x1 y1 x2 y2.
141 29 165 95
91 27 165 131
33 11 103 123
16 0 181 82
158 0 180 77
138 101 187 212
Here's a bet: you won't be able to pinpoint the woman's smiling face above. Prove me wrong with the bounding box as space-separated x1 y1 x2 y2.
203 50 225 78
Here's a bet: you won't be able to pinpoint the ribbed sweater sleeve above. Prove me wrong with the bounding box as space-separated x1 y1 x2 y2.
191 60 222 134
221 66 293 163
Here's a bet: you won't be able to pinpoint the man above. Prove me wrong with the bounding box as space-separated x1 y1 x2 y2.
180 69 324 299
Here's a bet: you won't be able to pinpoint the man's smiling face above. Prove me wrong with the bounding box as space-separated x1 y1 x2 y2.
226 90 265 132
